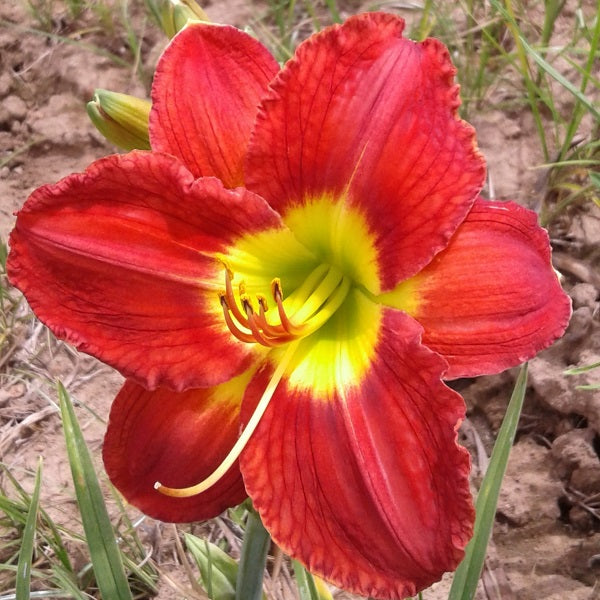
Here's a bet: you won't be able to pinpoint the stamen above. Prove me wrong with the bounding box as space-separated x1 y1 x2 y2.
224 268 249 327
242 297 281 347
272 279 304 336
254 295 289 339
219 295 255 343
218 263 350 347
155 340 299 498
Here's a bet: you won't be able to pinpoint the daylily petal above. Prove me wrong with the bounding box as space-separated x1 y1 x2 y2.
150 22 279 187
103 374 252 523
383 199 572 378
246 12 486 291
8 151 284 390
240 306 473 600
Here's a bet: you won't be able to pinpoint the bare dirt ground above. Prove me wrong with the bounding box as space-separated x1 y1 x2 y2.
1 1 599 599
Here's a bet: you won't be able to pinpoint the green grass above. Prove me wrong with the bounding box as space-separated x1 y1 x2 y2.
565 360 600 391
0 459 160 599
417 0 599 221
252 0 341 61
10 0 153 88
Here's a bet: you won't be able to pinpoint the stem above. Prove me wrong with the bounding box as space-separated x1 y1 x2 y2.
235 509 271 600
448 364 529 600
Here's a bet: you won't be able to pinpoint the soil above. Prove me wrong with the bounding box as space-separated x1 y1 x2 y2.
1 1 599 599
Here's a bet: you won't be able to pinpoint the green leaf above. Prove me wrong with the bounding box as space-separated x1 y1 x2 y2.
589 171 600 189
293 560 333 600
58 382 133 600
0 238 8 270
16 458 43 600
235 509 270 600
449 363 528 600
185 534 237 600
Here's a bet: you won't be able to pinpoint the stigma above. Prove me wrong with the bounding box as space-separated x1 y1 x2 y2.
219 263 351 347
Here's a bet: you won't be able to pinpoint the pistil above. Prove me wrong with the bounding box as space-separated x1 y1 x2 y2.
155 340 299 498
155 263 353 499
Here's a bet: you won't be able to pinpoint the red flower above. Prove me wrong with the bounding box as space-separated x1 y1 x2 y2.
7 13 570 599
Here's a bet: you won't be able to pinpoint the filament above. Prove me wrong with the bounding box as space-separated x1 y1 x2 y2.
220 263 349 347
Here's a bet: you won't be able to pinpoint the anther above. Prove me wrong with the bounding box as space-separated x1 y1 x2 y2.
219 293 255 343
241 295 253 315
271 278 283 303
224 269 249 327
257 294 268 312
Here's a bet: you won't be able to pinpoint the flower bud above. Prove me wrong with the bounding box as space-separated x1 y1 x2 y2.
87 89 151 151
152 0 209 38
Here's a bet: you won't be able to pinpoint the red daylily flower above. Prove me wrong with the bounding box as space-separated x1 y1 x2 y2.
7 13 570 600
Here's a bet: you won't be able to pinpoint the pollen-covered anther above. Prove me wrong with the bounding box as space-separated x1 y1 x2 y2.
220 269 297 347
218 293 255 344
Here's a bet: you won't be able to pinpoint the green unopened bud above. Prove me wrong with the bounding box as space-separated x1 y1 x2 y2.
155 0 210 38
87 89 151 151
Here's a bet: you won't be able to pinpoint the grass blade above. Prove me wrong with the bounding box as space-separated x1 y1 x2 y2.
323 0 341 24
449 363 528 600
488 0 600 121
565 360 600 375
293 560 333 600
15 458 43 600
0 20 131 68
234 509 269 600
58 382 133 600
